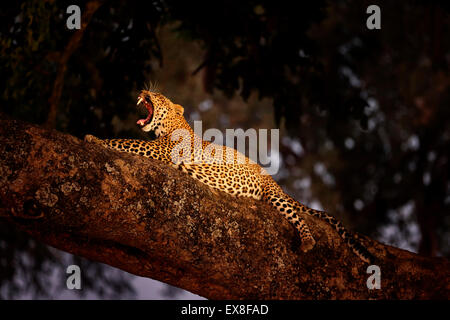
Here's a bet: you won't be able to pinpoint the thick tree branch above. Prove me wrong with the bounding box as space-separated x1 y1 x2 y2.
0 116 448 299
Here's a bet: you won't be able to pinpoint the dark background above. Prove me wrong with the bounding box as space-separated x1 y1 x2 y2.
0 0 449 299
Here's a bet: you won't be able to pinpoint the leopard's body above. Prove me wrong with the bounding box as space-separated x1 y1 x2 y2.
85 90 373 263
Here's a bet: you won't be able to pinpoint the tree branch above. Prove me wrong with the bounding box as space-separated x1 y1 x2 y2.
0 116 448 299
45 1 103 128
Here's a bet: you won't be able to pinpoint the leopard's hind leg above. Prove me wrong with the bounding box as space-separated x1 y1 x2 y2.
261 176 316 252
297 205 374 263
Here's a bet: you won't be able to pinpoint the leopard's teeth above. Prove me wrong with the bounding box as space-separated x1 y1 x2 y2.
137 97 143 105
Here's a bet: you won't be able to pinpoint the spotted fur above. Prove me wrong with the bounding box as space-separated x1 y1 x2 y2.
85 90 373 263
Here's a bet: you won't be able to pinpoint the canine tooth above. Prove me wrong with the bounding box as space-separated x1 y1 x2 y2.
137 97 143 105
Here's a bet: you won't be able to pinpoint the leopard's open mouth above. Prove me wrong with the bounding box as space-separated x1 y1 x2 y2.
136 95 154 126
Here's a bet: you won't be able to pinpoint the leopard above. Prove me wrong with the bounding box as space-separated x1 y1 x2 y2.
85 90 374 264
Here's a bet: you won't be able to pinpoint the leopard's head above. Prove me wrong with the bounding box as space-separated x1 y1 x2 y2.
136 90 186 137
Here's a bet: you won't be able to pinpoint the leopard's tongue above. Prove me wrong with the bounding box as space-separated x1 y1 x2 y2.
137 109 153 126
137 100 153 126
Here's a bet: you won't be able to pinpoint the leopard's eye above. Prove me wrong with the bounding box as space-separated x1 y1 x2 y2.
145 96 151 102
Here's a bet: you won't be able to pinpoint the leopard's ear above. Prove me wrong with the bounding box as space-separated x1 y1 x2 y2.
173 104 184 115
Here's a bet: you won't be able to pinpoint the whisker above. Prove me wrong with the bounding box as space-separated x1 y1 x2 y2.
149 80 159 93
140 80 160 93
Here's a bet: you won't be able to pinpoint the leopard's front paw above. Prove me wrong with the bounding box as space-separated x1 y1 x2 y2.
84 134 103 145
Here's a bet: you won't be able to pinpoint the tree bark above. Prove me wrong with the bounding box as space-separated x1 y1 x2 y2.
0 116 448 299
